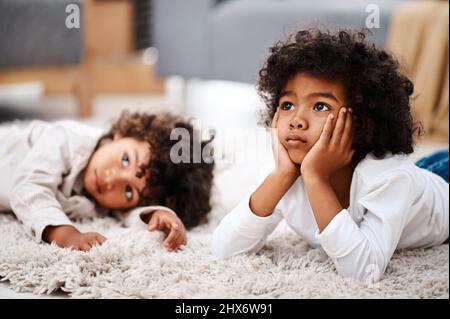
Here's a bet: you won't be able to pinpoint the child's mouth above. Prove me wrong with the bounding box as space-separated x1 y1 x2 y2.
285 134 307 146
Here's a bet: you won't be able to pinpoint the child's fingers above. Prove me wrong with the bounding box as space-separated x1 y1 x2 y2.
318 113 335 144
82 233 97 245
148 215 160 231
173 219 186 232
340 108 353 148
349 148 356 159
173 229 187 246
330 108 347 145
171 240 183 251
271 109 279 129
91 239 101 247
173 232 187 251
164 228 181 250
271 111 283 164
167 233 182 251
178 233 187 248
271 112 279 144
173 231 187 248
166 222 182 249
95 233 107 244
80 243 91 252
167 215 184 229
164 229 180 246
84 234 100 248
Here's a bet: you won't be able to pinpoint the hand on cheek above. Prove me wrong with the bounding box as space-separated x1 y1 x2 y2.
272 109 300 178
301 107 354 180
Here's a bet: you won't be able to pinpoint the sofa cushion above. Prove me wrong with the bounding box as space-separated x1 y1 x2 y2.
0 0 83 69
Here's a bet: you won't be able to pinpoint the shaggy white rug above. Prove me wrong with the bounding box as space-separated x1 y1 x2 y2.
0 202 448 298
0 120 448 299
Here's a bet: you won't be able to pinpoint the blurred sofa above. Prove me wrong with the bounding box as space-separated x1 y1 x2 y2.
0 0 164 118
152 0 407 83
0 0 83 69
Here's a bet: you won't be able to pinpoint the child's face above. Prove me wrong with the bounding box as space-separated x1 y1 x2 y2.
83 135 151 210
276 72 348 164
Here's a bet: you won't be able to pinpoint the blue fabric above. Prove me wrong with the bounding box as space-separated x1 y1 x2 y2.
415 150 449 183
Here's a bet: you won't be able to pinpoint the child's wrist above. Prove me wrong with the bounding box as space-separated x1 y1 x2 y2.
302 171 329 184
43 224 79 245
269 169 299 193
272 168 299 183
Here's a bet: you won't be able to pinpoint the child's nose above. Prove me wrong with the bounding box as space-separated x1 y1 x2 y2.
104 170 130 191
104 175 115 191
289 111 308 129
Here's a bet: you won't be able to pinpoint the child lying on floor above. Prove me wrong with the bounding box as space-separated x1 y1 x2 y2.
212 29 449 282
0 111 214 252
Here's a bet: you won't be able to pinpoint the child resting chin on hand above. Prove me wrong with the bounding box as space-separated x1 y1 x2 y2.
212 29 448 282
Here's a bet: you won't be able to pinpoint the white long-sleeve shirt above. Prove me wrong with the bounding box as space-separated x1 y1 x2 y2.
0 120 177 242
212 153 449 281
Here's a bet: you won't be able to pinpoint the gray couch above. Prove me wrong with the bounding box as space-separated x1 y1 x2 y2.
0 0 83 69
152 0 407 83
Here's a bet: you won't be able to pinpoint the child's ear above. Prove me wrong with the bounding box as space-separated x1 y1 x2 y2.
113 132 124 141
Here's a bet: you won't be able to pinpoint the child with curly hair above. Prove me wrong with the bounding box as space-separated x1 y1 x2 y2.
0 111 214 252
212 29 448 282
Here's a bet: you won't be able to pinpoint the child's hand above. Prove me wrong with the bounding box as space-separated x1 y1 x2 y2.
272 110 301 178
148 210 187 252
301 107 354 180
66 232 108 252
43 225 107 252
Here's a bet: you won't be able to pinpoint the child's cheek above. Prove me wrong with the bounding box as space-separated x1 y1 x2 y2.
277 128 284 141
276 115 289 131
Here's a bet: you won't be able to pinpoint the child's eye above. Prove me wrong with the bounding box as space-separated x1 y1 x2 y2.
280 101 295 111
121 153 130 167
125 185 133 200
313 102 330 112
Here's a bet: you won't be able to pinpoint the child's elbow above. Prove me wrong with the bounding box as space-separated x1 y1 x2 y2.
211 245 232 259
335 263 383 283
333 251 388 283
211 234 234 259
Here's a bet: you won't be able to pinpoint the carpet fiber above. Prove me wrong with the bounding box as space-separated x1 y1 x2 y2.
0 120 448 299
0 207 448 298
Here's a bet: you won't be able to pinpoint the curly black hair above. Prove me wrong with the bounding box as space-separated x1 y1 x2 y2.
99 111 214 229
258 28 422 164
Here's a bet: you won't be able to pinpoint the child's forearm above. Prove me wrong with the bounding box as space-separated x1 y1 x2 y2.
250 170 298 217
42 224 80 247
303 175 343 232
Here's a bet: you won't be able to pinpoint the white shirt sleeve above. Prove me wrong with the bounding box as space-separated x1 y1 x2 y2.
316 170 414 282
9 124 74 242
211 192 283 258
